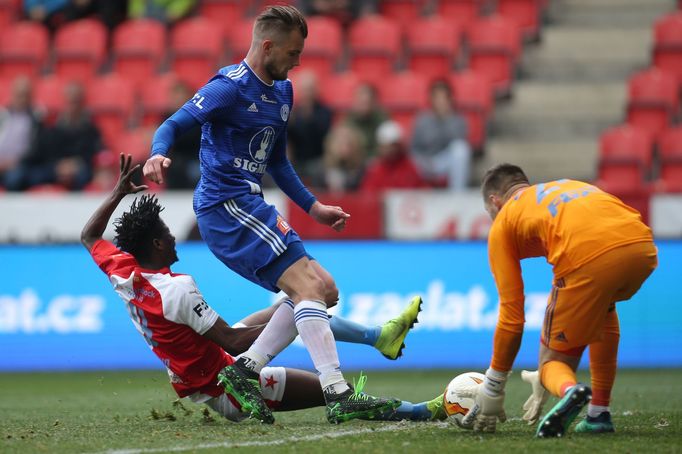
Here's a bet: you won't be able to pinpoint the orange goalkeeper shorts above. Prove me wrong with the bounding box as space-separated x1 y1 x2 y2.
541 241 658 352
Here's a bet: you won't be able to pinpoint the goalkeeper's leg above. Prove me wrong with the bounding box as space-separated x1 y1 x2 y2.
576 308 619 433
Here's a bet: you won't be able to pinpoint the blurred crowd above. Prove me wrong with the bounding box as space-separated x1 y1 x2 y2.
0 0 477 193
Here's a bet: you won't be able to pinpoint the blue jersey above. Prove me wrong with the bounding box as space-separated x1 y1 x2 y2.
179 62 308 215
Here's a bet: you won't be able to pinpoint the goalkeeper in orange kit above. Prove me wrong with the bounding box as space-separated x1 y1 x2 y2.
461 164 657 437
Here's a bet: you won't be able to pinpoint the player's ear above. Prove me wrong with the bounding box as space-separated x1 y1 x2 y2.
262 39 274 54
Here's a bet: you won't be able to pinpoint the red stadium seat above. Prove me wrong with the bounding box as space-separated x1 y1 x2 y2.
170 17 224 90
406 16 461 83
111 128 154 165
626 68 678 142
656 127 682 192
379 0 424 29
318 71 361 113
653 12 682 87
598 124 653 192
467 15 522 96
112 19 167 92
348 15 402 84
34 75 68 124
0 22 49 80
450 70 494 150
436 0 488 31
54 19 107 83
140 73 180 127
225 18 252 63
198 0 247 26
497 0 542 41
0 75 12 106
378 71 430 137
86 74 135 148
0 0 19 30
301 16 343 78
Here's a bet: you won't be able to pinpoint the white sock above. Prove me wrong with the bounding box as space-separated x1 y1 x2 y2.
294 300 349 394
239 300 297 374
587 404 609 418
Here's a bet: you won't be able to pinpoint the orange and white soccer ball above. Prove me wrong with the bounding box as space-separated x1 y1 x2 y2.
443 371 485 427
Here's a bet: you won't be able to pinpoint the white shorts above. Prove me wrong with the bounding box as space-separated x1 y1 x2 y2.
188 366 287 422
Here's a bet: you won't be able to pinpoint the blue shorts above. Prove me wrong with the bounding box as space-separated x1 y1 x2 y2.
197 194 310 293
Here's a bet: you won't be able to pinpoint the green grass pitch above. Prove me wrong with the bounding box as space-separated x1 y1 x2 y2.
1 369 680 453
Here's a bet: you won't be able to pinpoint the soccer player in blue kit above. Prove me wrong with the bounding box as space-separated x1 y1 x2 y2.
143 5 407 424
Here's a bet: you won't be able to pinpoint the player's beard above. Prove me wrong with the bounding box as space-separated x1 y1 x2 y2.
265 60 288 81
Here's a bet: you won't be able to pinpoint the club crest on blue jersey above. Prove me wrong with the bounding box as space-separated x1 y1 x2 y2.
280 104 290 121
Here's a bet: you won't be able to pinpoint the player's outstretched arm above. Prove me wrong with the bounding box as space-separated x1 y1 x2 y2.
81 154 148 252
202 317 265 356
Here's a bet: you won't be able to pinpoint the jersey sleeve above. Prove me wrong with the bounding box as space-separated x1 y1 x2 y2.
488 221 525 331
162 276 219 335
89 239 137 278
180 77 237 124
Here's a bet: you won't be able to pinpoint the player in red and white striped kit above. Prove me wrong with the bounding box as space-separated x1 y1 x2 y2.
81 155 442 423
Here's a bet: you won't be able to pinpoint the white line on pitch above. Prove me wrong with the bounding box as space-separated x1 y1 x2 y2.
89 422 449 454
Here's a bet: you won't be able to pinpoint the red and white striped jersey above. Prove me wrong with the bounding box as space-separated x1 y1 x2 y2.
90 239 233 398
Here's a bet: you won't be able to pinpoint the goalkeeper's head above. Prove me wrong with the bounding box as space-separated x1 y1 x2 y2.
481 163 530 220
113 195 178 267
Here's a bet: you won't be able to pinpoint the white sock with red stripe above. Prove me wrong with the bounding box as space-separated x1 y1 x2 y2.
238 299 297 374
294 300 349 394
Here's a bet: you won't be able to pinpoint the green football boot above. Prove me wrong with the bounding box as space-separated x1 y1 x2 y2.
575 411 615 433
536 383 592 438
217 361 274 424
326 373 402 424
374 296 423 360
426 392 448 421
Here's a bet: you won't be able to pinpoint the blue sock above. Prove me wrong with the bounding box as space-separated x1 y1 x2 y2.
328 315 381 346
386 401 433 421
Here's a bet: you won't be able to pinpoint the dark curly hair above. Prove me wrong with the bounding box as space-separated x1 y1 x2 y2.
113 195 165 260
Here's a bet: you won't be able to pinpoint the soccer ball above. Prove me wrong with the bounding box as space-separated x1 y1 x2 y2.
443 371 485 427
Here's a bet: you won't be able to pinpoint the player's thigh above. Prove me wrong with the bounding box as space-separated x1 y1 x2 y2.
544 242 657 351
276 256 328 304
309 260 339 307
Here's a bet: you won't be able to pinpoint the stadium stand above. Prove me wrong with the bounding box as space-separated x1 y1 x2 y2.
0 21 49 81
347 14 402 85
379 0 424 29
656 126 682 192
53 19 108 83
496 0 542 41
450 70 494 150
652 11 682 87
598 124 654 192
298 16 343 78
169 17 223 89
435 0 488 31
112 19 167 92
86 74 135 147
139 73 180 127
378 71 430 137
626 67 679 143
406 16 462 83
466 14 522 96
34 75 68 124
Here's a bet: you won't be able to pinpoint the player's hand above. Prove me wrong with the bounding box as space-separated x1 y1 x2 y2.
521 369 549 425
115 153 148 196
142 154 172 185
308 201 350 232
461 368 508 433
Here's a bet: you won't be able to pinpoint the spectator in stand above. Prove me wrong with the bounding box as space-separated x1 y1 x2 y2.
299 0 376 26
5 81 102 191
318 123 366 193
343 82 388 159
360 120 426 192
0 77 44 186
287 70 332 185
128 0 196 25
24 0 127 31
163 80 202 190
411 79 471 191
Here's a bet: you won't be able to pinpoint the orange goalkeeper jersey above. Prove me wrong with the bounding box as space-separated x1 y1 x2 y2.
488 179 653 322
